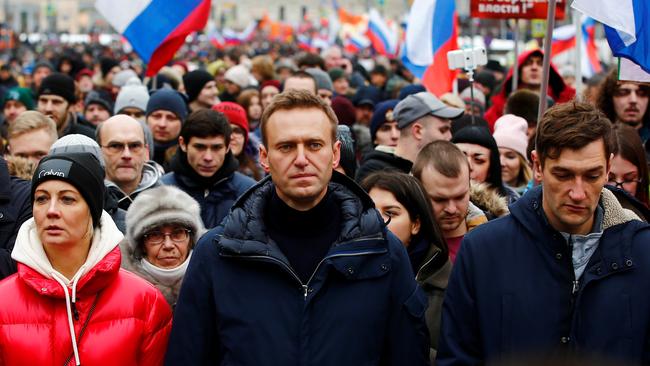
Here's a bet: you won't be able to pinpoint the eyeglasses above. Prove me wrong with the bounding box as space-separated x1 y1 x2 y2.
143 228 191 245
102 141 145 154
607 179 641 189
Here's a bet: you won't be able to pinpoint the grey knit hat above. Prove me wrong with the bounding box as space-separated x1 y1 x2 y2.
112 69 139 88
49 134 105 168
306 68 333 92
114 77 149 114
125 185 206 259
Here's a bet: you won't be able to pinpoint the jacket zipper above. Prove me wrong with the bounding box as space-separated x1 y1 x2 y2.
415 251 440 281
238 249 385 300
223 234 386 300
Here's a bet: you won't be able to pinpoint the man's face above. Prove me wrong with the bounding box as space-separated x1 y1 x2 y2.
283 77 316 95
179 135 228 178
260 108 341 211
261 85 280 110
325 49 343 70
374 121 400 147
317 89 333 106
419 164 470 238
370 73 387 88
84 104 111 126
37 94 69 128
8 128 56 164
147 110 182 143
613 82 649 128
417 115 452 145
534 139 610 235
197 80 219 107
520 55 543 87
333 78 349 95
355 104 374 125
100 119 149 190
3 100 27 124
78 75 94 93
33 67 51 89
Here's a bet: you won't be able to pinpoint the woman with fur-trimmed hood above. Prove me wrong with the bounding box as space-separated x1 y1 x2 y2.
120 185 206 307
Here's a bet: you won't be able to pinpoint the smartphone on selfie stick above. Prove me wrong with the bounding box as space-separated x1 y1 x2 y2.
447 47 488 124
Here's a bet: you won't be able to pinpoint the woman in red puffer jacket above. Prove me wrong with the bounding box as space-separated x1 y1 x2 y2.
0 152 172 366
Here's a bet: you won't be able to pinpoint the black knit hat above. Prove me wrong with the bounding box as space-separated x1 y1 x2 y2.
84 90 114 114
38 73 76 104
32 152 105 227
146 88 188 122
183 70 215 102
100 57 119 78
451 125 504 192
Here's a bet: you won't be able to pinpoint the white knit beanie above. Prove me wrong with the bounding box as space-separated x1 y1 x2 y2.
224 65 252 89
493 114 529 161
125 185 206 258
114 77 149 114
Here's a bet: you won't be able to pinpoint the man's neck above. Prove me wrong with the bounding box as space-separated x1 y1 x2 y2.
117 178 141 195
444 221 468 239
189 100 208 111
394 139 416 163
57 112 72 136
616 118 643 130
275 185 328 212
519 82 541 93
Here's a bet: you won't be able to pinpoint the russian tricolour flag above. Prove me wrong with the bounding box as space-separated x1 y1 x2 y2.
402 0 458 97
551 16 602 77
366 8 398 57
572 0 650 73
344 33 371 54
95 0 211 76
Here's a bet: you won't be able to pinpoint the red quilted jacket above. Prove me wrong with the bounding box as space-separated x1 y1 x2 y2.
0 214 172 366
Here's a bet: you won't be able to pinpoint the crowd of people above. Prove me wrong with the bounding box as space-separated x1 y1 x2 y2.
0 38 649 365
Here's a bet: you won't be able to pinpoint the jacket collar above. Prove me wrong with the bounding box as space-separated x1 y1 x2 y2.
511 186 645 266
218 171 385 259
12 211 124 297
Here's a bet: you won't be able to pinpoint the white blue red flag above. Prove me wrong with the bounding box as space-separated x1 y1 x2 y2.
366 8 398 57
572 0 650 73
402 0 458 96
551 16 602 77
95 0 211 76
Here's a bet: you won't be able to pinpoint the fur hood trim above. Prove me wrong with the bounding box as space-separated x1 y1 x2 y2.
470 182 510 218
601 187 641 230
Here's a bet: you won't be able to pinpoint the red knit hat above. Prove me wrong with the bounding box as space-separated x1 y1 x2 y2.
212 102 249 145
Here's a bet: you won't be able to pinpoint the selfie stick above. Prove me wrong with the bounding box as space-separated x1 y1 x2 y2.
538 0 557 121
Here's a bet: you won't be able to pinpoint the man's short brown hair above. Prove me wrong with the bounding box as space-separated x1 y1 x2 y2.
412 140 469 180
535 101 612 167
260 89 338 146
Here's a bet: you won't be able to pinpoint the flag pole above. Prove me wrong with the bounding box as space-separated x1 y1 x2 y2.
538 0 557 121
574 10 583 100
512 19 520 92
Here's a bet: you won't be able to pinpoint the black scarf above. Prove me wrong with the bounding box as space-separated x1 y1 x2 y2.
169 147 239 189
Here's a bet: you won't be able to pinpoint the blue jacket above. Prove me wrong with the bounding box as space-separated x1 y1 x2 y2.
165 173 430 366
0 158 32 280
161 170 255 229
437 186 650 365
